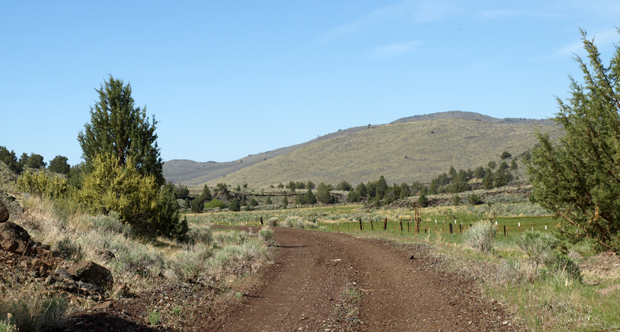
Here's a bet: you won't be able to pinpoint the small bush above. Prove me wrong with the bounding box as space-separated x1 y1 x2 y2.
148 310 160 326
0 297 68 332
284 216 303 228
464 222 496 253
205 199 226 209
515 232 581 280
188 227 213 245
266 217 279 227
303 221 318 229
258 228 273 242
53 236 85 261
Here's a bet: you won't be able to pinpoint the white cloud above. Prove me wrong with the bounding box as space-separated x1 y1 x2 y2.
366 41 421 58
315 1 458 43
548 29 619 58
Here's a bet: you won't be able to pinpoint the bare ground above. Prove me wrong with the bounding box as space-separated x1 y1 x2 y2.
59 227 516 331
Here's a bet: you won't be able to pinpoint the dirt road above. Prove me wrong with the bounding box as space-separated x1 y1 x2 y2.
216 227 514 332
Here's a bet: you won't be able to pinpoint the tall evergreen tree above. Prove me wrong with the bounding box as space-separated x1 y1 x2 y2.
201 184 212 201
528 29 620 253
316 182 332 204
78 75 164 185
305 188 316 205
376 175 388 198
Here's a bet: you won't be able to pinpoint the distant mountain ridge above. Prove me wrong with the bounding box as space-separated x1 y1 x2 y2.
390 110 555 126
163 111 559 186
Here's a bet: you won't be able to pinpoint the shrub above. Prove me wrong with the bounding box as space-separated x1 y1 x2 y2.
265 196 272 205
467 194 481 205
266 217 279 227
515 232 581 280
205 199 226 209
53 236 85 261
0 297 68 332
17 170 69 199
249 197 258 207
500 151 512 160
259 227 273 241
303 221 318 229
191 198 204 213
464 222 497 253
188 227 213 245
284 216 303 228
418 194 428 207
451 194 460 206
48 155 70 175
75 153 187 240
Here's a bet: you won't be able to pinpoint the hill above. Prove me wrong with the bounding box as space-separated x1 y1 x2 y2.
390 110 555 126
204 117 563 187
163 111 559 186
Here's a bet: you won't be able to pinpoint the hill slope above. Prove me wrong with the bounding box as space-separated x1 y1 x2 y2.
205 118 562 187
163 111 556 185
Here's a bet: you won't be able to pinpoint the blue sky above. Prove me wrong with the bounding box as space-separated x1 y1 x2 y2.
1 1 619 165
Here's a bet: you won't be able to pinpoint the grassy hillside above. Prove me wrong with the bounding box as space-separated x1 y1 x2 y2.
205 118 563 187
163 124 379 185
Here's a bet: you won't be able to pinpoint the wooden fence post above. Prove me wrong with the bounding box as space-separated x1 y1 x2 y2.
383 218 388 231
449 223 453 234
359 218 363 231
504 225 507 237
400 219 403 232
260 216 263 226
370 218 374 230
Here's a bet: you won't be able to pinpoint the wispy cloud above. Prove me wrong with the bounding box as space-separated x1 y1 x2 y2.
547 29 619 58
315 1 458 44
366 41 421 58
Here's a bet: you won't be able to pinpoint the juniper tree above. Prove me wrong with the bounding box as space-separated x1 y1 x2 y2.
201 184 212 201
49 155 70 174
528 29 620 253
78 76 163 185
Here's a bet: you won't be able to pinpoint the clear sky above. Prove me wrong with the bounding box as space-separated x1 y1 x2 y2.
1 1 619 165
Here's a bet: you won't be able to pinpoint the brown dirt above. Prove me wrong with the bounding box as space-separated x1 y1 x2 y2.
36 226 516 331
215 227 515 332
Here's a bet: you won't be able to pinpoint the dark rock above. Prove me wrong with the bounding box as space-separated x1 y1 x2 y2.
68 261 114 290
0 222 30 243
1 238 19 252
0 201 8 222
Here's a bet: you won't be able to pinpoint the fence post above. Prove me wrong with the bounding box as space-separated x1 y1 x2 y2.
370 218 374 230
400 219 403 232
337 223 340 232
459 223 462 233
504 225 507 236
383 218 388 231
449 223 453 234
359 218 363 231
260 216 263 226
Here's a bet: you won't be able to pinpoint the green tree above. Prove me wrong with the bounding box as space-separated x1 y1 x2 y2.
452 194 460 206
347 190 361 203
229 199 240 212
474 166 485 179
249 197 258 207
500 151 512 160
305 189 316 205
48 155 70 174
510 159 518 171
483 172 493 190
0 146 23 174
243 183 248 188
356 183 367 197
468 194 481 205
78 76 163 185
76 153 187 239
295 181 306 189
498 161 509 171
336 181 352 191
316 182 333 204
282 196 288 208
201 184 212 201
488 161 497 169
177 184 190 199
376 175 388 198
235 184 241 192
294 192 306 205
25 153 46 169
399 183 411 199
418 193 428 207
265 196 272 204
528 29 620 253
306 181 315 190
191 197 204 213
277 182 284 188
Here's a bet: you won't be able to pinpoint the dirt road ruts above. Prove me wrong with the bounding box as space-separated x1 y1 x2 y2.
216 227 514 331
